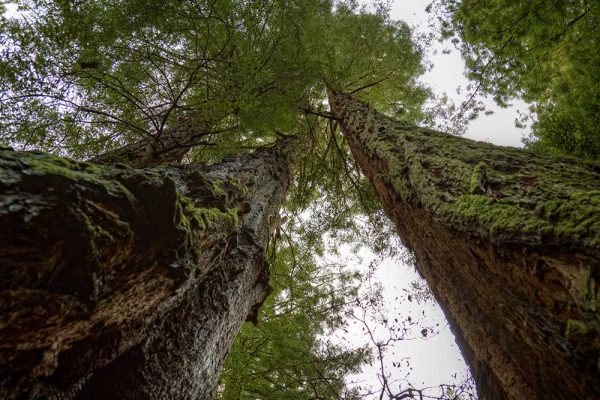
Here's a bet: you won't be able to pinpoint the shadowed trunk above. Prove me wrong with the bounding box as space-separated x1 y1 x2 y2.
0 134 301 399
331 92 600 400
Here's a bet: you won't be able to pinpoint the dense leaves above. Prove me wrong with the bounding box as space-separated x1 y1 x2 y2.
0 0 328 156
217 237 369 400
429 0 600 159
0 0 428 159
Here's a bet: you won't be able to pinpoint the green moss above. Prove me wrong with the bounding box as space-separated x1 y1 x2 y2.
0 151 140 204
13 151 109 185
78 209 115 243
226 176 249 198
536 190 600 246
0 164 21 186
348 98 600 249
209 178 227 200
568 267 598 312
469 162 488 194
566 319 590 338
81 162 105 175
175 198 192 234
453 195 549 240
176 193 239 235
187 170 247 206
23 154 82 180
565 319 600 341
192 207 239 230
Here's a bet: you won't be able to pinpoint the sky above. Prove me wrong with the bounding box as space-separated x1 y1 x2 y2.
335 1 533 398
391 0 530 147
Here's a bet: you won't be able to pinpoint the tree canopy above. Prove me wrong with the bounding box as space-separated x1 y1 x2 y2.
429 0 600 159
0 0 429 157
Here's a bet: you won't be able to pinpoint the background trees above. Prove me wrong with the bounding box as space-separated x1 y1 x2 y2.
429 0 600 159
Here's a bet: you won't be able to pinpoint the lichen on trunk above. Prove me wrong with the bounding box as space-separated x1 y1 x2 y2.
331 92 600 400
0 137 301 399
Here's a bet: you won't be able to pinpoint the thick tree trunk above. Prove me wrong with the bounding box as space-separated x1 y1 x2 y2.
331 93 600 400
0 137 300 399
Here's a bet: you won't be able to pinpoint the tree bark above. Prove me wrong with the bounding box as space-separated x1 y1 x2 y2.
330 92 600 400
91 114 217 168
0 136 301 399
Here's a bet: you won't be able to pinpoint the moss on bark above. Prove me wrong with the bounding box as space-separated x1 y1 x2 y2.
0 139 298 399
332 92 600 400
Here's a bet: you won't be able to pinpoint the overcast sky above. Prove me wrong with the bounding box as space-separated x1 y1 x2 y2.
391 0 530 147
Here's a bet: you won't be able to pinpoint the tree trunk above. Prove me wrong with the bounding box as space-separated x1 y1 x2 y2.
330 92 600 400
0 136 300 399
91 114 217 168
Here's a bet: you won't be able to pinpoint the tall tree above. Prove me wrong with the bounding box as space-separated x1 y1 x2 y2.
0 131 304 399
330 91 600 399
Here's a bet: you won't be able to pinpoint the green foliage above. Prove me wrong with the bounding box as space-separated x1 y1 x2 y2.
318 2 430 119
0 0 330 156
430 0 600 159
217 237 370 400
0 0 429 159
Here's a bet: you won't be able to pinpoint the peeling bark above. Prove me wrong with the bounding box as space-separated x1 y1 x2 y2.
0 137 301 399
331 93 600 400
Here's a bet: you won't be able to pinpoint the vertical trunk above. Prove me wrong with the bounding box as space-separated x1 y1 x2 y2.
331 93 600 399
0 137 301 400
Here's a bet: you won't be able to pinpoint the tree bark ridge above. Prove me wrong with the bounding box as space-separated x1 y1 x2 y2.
91 114 217 168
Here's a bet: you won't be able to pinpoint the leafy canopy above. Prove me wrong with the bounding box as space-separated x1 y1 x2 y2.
429 0 600 159
0 0 428 158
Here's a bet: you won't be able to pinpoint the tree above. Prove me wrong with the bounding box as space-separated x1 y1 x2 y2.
429 0 600 159
330 91 600 399
217 244 369 400
0 0 336 161
0 131 305 399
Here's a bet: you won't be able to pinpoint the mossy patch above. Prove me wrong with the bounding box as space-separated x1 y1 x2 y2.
469 162 488 194
566 319 591 338
176 194 239 233
0 150 138 203
340 95 600 250
455 195 548 238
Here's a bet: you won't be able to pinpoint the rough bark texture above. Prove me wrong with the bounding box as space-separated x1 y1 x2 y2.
0 137 300 399
91 114 215 168
331 93 600 400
